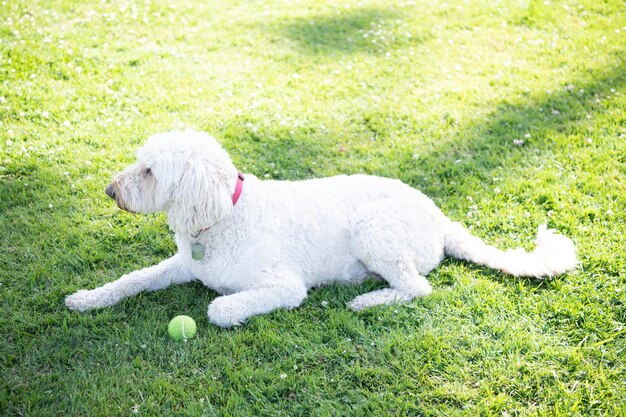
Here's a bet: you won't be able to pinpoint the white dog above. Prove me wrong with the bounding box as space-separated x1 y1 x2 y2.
66 130 578 327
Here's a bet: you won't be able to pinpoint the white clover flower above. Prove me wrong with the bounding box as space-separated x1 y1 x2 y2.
280 373 287 380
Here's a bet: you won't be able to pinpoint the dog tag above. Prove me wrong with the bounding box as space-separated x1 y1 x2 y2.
191 243 204 260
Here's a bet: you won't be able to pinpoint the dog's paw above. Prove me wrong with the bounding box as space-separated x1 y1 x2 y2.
347 284 432 311
65 289 102 312
207 297 246 328
65 290 91 311
346 295 371 311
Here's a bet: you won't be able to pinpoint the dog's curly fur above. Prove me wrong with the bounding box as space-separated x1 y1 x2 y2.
65 130 578 327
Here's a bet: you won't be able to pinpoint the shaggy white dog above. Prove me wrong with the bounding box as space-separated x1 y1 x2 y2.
65 130 578 327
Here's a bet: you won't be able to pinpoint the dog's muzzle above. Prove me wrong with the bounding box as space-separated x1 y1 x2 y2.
105 182 132 212
105 183 116 200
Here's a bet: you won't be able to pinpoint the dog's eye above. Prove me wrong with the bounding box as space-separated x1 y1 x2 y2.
145 167 152 175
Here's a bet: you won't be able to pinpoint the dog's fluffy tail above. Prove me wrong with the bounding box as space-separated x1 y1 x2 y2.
444 222 577 277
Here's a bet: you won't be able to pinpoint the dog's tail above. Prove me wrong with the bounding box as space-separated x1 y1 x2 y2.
443 222 577 277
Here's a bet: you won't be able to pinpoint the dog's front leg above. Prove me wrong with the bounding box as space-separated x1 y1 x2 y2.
65 254 194 312
207 278 307 328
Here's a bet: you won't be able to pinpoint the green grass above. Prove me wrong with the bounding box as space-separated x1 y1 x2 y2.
1 0 625 415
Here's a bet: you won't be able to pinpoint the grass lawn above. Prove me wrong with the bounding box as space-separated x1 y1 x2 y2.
1 0 625 415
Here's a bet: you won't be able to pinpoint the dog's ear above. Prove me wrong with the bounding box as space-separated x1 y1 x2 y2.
167 157 233 235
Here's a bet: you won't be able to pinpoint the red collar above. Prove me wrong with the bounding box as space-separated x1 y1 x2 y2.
191 172 244 239
232 172 244 205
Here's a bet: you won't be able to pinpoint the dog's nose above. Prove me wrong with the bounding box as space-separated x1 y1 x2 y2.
105 184 116 199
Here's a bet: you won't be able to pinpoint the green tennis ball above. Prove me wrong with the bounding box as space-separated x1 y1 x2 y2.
168 315 196 341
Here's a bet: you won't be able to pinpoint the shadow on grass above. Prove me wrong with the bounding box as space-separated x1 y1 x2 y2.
225 59 625 190
406 58 626 206
279 7 423 56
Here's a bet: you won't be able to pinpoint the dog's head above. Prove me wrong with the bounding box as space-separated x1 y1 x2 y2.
105 130 237 234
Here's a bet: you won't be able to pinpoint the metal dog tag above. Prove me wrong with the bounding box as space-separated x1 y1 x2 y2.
191 243 204 260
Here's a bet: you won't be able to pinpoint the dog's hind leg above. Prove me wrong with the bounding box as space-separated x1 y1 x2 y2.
346 262 431 310
346 198 445 310
65 254 195 311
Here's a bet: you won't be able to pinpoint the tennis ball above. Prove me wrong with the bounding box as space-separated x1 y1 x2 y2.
168 315 196 341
